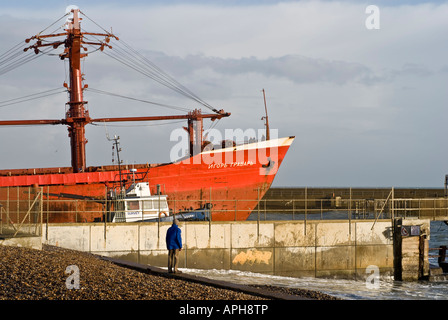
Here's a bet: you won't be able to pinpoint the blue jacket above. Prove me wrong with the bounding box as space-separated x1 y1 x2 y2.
166 223 182 250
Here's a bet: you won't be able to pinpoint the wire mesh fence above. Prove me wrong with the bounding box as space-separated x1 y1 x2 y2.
0 187 42 238
1 186 448 238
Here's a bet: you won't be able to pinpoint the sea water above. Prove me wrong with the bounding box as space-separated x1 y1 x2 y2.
181 214 448 300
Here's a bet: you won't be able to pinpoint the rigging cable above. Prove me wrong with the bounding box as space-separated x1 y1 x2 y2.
106 40 217 113
0 40 25 63
119 38 217 112
86 87 191 113
0 47 54 76
35 12 69 36
0 11 222 119
79 11 219 114
0 13 69 76
91 119 186 128
0 88 66 108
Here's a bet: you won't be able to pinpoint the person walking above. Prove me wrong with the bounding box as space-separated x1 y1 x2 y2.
166 219 182 273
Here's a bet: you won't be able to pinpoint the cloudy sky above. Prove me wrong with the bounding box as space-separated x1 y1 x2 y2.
0 0 448 188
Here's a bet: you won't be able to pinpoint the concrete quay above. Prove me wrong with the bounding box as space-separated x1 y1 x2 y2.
41 219 430 279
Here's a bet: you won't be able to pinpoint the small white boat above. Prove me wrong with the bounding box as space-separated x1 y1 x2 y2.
110 182 170 223
109 181 210 223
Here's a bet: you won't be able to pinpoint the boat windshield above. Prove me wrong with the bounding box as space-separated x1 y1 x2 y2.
126 201 140 210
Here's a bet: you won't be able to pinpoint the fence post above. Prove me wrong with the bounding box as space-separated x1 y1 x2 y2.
292 199 295 220
349 187 352 235
264 198 266 220
209 187 212 237
39 188 43 236
16 186 19 224
235 199 237 221
404 199 407 219
6 186 9 232
28 186 30 226
320 199 323 220
392 187 395 220
418 199 421 219
257 187 260 238
46 186 49 240
433 199 436 220
104 187 108 240
304 187 307 235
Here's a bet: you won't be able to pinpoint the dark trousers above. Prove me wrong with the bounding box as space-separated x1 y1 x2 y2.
168 249 180 273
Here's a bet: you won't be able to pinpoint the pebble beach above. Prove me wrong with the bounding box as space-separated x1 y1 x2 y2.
0 245 338 300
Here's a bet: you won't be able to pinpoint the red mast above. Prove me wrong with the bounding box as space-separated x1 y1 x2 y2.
20 8 117 173
0 8 230 171
64 9 89 172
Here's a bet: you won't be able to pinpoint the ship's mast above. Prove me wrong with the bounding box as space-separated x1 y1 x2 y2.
187 109 203 157
0 8 230 171
19 7 115 173
64 9 89 172
262 89 270 140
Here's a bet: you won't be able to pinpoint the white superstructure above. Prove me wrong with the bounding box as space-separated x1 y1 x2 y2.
112 182 170 223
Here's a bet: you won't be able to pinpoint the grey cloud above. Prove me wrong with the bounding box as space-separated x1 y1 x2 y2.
149 52 381 86
389 63 433 78
142 52 438 93
439 65 448 74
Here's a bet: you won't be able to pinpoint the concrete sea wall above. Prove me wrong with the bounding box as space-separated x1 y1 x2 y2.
0 236 42 250
41 219 422 279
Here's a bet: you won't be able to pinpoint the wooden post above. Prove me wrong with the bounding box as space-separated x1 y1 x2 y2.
393 218 428 281
393 218 403 281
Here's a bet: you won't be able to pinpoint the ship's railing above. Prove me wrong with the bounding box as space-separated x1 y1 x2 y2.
0 187 42 238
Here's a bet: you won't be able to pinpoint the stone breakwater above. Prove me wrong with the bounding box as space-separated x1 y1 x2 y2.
0 245 337 300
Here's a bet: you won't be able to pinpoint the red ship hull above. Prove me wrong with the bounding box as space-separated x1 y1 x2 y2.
0 137 294 222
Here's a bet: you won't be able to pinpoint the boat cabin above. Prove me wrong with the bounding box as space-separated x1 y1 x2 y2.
110 182 170 223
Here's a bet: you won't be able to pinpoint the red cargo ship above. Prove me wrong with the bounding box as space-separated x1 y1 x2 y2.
0 8 294 222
